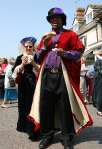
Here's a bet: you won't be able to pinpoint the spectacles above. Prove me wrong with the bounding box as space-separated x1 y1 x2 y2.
24 45 33 48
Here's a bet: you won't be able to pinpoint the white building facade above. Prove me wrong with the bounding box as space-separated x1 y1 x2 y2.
72 4 102 65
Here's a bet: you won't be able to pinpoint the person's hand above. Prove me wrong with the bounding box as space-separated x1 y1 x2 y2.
30 58 35 65
56 48 64 56
31 60 40 72
21 55 28 65
43 32 56 49
27 55 33 63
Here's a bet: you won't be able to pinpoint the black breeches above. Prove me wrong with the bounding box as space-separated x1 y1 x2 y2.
40 71 75 136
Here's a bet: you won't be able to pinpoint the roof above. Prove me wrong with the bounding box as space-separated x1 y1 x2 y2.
86 4 102 13
78 20 96 35
77 4 102 35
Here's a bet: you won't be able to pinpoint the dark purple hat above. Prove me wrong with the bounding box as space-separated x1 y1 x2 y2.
46 7 66 25
20 37 37 45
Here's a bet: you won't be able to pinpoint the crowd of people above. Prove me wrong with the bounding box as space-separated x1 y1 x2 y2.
0 57 18 107
0 7 102 149
80 54 102 117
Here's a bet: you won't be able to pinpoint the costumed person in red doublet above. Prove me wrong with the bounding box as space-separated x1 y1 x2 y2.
29 8 93 149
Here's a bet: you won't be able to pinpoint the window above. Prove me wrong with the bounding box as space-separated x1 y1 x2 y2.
81 36 87 47
84 36 87 47
86 12 93 24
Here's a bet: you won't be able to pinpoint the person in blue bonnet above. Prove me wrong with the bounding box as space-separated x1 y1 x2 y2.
12 37 40 140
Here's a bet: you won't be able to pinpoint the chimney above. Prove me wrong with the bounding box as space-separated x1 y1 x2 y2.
75 8 85 23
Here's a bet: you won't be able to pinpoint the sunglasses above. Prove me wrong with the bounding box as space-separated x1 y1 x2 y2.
24 45 33 48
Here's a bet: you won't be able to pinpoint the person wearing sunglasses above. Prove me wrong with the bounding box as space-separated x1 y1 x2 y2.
12 37 40 141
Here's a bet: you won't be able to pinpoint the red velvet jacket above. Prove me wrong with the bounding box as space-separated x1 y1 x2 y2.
37 29 85 87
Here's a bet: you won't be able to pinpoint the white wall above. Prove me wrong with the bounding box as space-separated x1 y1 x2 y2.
97 23 102 41
87 28 97 46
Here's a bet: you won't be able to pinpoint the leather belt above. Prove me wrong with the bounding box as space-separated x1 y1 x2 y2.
44 68 62 74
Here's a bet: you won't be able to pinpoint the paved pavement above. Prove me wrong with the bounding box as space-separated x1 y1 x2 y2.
0 103 102 149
